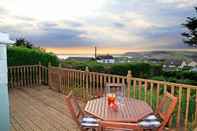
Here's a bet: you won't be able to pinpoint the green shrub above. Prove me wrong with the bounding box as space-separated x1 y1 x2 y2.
151 76 166 81
7 46 59 66
87 62 105 73
110 63 130 75
62 60 197 85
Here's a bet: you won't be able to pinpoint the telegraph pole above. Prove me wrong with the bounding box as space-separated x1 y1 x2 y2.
94 46 97 59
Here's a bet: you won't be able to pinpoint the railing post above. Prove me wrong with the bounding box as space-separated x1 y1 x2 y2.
85 66 89 99
39 61 42 85
48 62 51 89
58 63 62 93
127 70 132 97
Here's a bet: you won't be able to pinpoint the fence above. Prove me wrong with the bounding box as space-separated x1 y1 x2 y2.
8 64 197 130
8 64 48 88
48 65 197 130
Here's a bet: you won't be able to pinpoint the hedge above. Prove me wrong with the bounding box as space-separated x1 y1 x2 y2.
7 46 59 66
62 60 197 85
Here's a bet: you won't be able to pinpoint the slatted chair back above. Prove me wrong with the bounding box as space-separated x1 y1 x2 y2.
105 83 126 96
99 121 142 131
156 92 177 131
65 90 84 126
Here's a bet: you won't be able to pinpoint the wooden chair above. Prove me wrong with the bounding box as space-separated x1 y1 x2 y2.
65 91 99 131
105 83 126 96
138 92 178 131
94 83 126 98
99 121 143 131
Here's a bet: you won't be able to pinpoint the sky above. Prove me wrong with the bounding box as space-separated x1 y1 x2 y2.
0 0 197 54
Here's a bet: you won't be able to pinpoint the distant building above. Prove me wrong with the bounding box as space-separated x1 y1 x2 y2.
179 61 197 68
190 67 197 72
67 57 93 61
179 61 187 68
163 59 197 71
96 55 115 64
188 61 197 67
162 60 182 71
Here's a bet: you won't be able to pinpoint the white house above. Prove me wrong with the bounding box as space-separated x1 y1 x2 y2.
188 61 197 67
96 55 115 64
190 67 197 72
178 61 197 69
179 61 187 68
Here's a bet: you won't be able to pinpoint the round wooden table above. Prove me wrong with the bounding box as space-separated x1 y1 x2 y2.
85 97 153 123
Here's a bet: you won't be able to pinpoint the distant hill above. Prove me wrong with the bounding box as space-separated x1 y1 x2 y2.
124 51 197 61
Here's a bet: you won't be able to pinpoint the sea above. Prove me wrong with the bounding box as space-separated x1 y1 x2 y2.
57 54 94 59
57 54 125 59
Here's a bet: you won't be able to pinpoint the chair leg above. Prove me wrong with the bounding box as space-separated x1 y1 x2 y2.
98 126 103 131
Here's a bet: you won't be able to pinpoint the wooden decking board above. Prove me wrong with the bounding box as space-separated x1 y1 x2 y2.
11 117 25 131
19 87 75 122
11 89 58 131
11 88 78 131
11 91 36 131
9 86 80 131
14 91 56 130
13 88 78 131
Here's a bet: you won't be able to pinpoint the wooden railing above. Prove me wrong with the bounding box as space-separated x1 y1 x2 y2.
129 77 197 130
8 64 48 88
8 64 197 130
48 66 127 99
48 66 197 130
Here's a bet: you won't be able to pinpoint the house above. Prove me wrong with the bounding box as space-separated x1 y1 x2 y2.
188 61 197 67
190 67 197 72
162 60 182 71
96 55 115 64
0 32 15 131
179 61 187 68
179 61 197 69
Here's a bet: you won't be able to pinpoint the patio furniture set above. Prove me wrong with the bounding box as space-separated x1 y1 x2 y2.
65 83 177 131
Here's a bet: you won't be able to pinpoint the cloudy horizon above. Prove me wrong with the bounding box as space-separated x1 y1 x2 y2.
0 0 197 54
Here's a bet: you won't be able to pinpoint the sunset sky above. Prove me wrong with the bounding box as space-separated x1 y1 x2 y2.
0 0 197 54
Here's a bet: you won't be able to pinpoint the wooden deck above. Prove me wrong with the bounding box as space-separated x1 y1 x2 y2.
9 86 80 131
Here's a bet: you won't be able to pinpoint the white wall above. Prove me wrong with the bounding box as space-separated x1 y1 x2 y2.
0 44 10 131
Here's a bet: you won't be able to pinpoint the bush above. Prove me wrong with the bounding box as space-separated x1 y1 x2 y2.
87 62 105 73
7 46 59 66
61 60 197 85
151 76 166 81
110 63 130 75
62 61 163 78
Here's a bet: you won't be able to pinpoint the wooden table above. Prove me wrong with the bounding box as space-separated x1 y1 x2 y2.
85 97 153 123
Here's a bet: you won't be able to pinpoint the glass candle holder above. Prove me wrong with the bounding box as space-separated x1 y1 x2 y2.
107 93 116 106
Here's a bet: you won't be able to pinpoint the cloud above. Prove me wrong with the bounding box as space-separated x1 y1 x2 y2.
0 6 7 14
27 28 89 47
156 0 197 8
0 0 196 50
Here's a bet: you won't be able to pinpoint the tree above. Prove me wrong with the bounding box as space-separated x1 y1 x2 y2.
14 38 33 48
182 7 197 47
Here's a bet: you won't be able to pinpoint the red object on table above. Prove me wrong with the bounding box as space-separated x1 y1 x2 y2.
107 93 116 106
85 97 153 122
